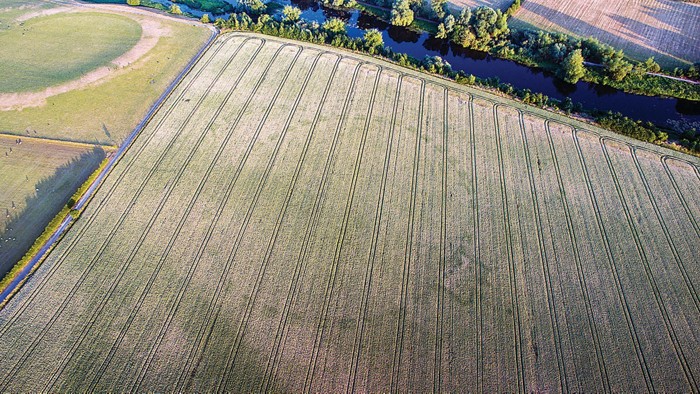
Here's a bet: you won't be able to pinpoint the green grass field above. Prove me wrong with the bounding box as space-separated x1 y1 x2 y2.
0 12 141 93
0 33 699 392
0 2 211 280
0 4 211 144
0 135 105 278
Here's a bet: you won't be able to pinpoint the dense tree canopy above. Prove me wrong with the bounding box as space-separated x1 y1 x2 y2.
390 0 414 27
558 49 586 83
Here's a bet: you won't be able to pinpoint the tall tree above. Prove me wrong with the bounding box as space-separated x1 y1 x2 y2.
431 0 447 19
363 29 384 53
390 0 414 27
559 49 586 83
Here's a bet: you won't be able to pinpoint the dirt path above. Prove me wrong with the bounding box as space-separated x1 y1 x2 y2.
0 2 210 110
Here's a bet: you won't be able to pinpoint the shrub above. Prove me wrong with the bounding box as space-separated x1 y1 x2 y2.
282 5 301 22
322 18 346 34
169 4 183 14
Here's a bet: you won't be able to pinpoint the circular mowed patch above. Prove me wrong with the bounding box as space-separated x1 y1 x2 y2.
0 12 142 93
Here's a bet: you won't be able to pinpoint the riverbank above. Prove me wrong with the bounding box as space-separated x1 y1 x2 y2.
212 12 700 155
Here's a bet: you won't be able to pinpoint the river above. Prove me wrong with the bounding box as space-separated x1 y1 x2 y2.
146 0 700 126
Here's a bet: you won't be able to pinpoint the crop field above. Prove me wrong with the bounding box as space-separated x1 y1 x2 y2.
509 0 700 67
0 135 105 280
1 32 699 391
0 0 210 277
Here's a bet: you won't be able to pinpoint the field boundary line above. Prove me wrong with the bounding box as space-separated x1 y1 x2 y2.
265 61 365 391
303 64 383 394
599 137 697 390
0 34 240 389
433 86 448 393
214 50 330 392
493 103 525 393
0 28 223 317
389 79 425 393
345 73 403 394
544 119 609 391
571 128 654 392
42 38 266 392
0 133 115 150
516 110 567 391
128 43 305 393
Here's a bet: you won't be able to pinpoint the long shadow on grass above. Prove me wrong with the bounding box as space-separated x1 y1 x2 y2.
0 147 105 277
518 1 696 66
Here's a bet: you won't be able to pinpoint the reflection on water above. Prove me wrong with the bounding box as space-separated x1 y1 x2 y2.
286 0 700 124
148 0 699 124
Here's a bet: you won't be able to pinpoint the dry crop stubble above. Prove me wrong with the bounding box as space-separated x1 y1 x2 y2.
0 35 260 391
441 90 478 392
0 32 699 392
508 0 700 66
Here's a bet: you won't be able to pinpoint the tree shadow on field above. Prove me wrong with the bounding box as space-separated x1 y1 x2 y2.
518 1 697 66
633 1 700 61
0 147 105 278
447 0 513 13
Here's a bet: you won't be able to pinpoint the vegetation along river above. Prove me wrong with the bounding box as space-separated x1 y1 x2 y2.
141 0 700 125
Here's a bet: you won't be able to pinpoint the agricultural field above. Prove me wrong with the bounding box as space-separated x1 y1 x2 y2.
1 33 699 391
0 0 212 280
508 0 700 67
0 0 213 144
0 135 105 281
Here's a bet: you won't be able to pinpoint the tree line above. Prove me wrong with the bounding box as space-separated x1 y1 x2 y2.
208 9 699 154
